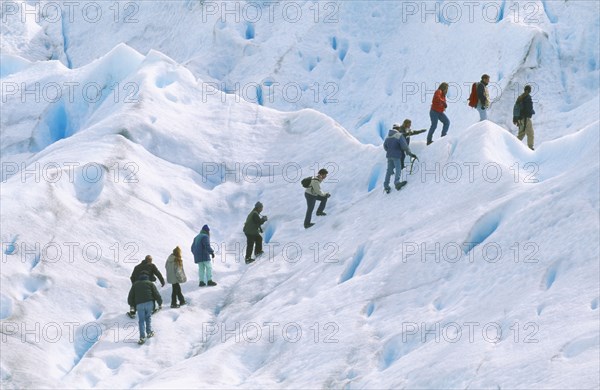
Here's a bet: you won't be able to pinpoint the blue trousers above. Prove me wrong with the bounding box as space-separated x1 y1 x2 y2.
383 158 403 190
136 301 153 339
427 110 450 143
304 192 327 226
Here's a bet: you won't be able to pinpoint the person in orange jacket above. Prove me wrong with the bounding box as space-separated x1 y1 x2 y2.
426 82 450 145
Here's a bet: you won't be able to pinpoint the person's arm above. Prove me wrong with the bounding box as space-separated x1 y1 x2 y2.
127 286 135 307
151 283 163 307
153 265 165 286
522 95 533 117
400 137 416 159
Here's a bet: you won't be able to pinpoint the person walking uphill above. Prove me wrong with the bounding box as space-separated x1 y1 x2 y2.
304 169 330 229
515 85 536 150
191 225 216 287
128 255 165 316
165 246 187 308
128 273 163 345
243 202 268 264
427 83 450 145
477 74 491 121
383 122 418 194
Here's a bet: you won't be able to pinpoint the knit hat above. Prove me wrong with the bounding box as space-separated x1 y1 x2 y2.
202 224 210 232
255 201 263 209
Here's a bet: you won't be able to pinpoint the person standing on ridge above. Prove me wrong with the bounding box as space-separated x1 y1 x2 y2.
191 225 216 286
243 202 268 263
515 84 536 150
304 169 330 229
426 82 450 145
477 74 491 121
127 272 162 345
383 122 418 194
165 246 187 308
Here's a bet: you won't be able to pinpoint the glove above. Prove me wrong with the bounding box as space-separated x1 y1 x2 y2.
161 282 165 287
410 153 418 160
481 106 486 110
210 253 215 259
325 193 331 198
262 215 268 222
443 102 447 108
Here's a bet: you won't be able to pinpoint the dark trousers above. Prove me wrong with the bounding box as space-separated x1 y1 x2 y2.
427 110 450 142
171 283 185 306
304 192 327 226
245 233 263 260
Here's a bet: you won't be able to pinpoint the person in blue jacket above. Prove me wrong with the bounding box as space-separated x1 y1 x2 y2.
191 225 216 287
383 120 418 193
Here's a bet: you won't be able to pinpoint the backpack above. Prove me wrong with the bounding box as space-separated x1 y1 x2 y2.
468 82 478 108
301 176 313 188
513 98 522 119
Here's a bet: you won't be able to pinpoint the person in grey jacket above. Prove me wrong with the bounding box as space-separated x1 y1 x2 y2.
165 246 187 308
383 123 417 193
304 169 330 229
128 273 163 344
243 202 268 263
477 74 491 121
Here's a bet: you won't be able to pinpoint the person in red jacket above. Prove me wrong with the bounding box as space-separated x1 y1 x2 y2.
426 82 450 145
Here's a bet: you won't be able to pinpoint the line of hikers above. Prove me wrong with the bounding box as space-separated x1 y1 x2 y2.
126 75 537 344
426 74 536 149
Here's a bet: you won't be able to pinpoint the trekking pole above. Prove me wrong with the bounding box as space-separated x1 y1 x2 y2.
409 156 419 175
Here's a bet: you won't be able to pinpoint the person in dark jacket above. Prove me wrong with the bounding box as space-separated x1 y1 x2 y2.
127 273 163 344
191 225 216 286
128 255 165 315
165 246 187 308
383 121 418 194
243 202 268 262
304 169 330 229
515 85 535 150
477 74 491 121
427 83 450 145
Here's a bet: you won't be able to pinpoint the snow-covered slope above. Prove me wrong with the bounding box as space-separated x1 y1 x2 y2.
1 37 599 388
2 1 599 144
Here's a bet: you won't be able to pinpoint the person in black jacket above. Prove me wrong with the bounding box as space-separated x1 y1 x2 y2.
128 273 163 344
243 202 268 264
128 255 165 315
516 85 535 150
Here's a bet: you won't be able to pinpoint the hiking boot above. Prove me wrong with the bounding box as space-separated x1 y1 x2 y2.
304 223 315 229
395 181 407 190
207 280 217 287
427 140 433 145
255 251 265 257
147 331 155 338
179 301 186 306
384 187 391 194
245 258 255 264
138 338 146 345
316 212 327 216
199 281 206 287
170 304 180 309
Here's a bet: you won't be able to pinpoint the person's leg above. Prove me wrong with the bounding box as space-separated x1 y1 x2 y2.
392 159 402 185
171 284 177 306
316 195 328 214
477 104 487 121
525 118 534 149
198 263 205 284
304 193 317 226
383 159 394 190
254 235 263 255
137 302 151 339
144 301 153 335
427 110 439 143
245 233 254 260
440 112 450 137
205 262 213 282
517 119 526 140
174 283 185 304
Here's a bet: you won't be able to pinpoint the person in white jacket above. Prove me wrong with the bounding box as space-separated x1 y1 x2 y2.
165 246 187 308
304 168 331 229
